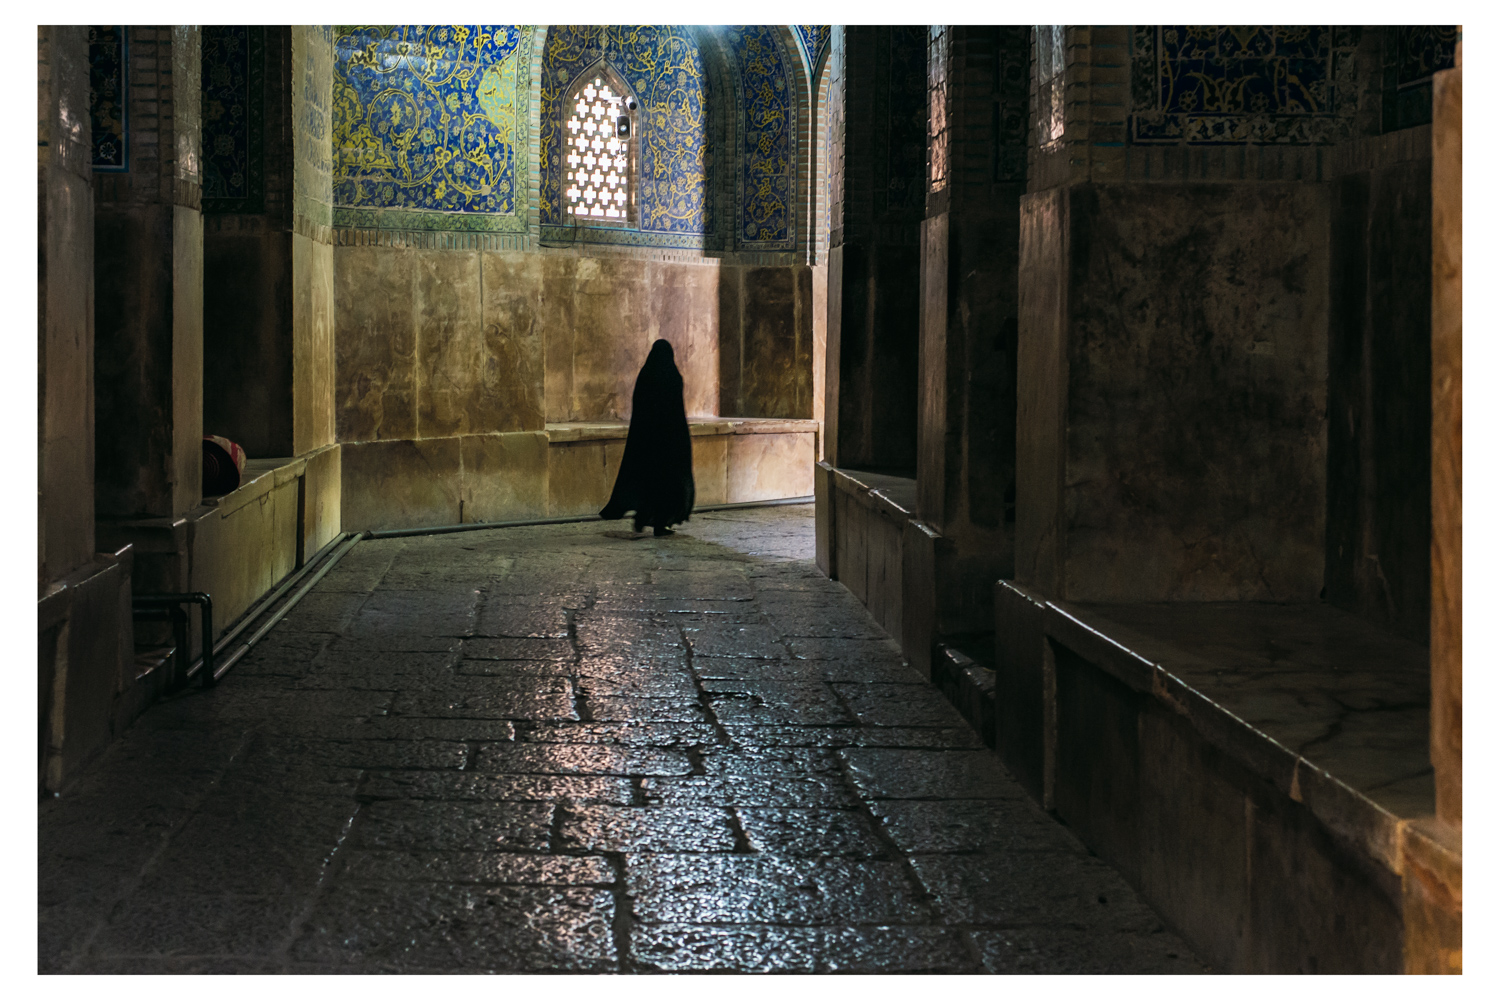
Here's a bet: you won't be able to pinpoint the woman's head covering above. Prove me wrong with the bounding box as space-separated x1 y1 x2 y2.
648 338 675 364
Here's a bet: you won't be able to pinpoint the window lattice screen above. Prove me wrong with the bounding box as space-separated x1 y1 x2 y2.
564 77 629 220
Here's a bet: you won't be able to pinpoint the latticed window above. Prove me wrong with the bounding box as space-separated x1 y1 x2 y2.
564 76 632 222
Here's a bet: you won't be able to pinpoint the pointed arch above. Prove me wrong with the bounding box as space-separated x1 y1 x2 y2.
539 25 718 248
558 62 638 225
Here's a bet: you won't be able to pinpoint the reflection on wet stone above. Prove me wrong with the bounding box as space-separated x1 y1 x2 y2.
37 506 1201 973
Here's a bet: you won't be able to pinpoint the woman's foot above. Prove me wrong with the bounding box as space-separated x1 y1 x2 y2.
653 526 674 537
632 518 645 534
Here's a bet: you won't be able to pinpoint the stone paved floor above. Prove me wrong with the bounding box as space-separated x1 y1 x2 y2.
39 505 1205 974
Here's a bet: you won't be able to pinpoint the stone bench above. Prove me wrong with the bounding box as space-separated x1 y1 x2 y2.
546 418 818 518
994 582 1446 973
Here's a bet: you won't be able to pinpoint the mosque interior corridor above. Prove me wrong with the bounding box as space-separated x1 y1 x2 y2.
39 23 1461 974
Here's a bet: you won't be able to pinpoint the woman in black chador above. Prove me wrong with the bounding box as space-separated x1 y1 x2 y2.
600 339 696 536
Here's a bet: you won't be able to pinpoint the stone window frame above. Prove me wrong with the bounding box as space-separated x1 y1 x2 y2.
560 61 639 229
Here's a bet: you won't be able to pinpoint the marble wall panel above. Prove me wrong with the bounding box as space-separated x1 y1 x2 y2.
653 262 720 418
1137 704 1252 970
339 248 727 439
740 266 798 417
1018 182 1329 602
548 439 622 518
303 444 342 557
1243 779 1403 973
993 582 1048 803
716 266 743 417
899 519 938 676
292 27 333 230
795 266 815 418
412 250 485 437
340 436 462 530
294 234 337 454
48 559 133 791
1429 57 1461 832
341 432 554 531
874 508 904 643
540 256 722 423
193 476 300 633
540 253 580 422
834 489 866 603
691 433 729 507
461 431 549 523
1063 182 1328 602
814 461 835 575
333 245 417 441
726 431 815 503
480 253 547 433
93 205 182 518
1052 641 1143 883
570 256 654 420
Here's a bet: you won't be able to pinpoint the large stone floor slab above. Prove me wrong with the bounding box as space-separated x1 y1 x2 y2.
38 505 1205 974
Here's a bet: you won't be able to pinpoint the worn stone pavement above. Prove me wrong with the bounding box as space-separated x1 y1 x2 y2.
39 505 1205 974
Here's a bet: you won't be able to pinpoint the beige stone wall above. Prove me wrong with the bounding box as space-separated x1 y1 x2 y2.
332 235 819 529
333 247 733 441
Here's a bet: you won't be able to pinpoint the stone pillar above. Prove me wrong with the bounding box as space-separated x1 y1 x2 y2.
291 27 336 457
1428 32 1461 839
914 26 1027 635
1399 29 1462 978
39 25 97 586
94 26 203 519
823 25 924 472
39 26 136 793
202 27 333 460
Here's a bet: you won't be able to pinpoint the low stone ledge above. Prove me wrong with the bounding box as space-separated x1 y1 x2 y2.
994 586 1430 971
544 418 818 443
827 467 917 523
201 445 335 515
932 643 996 749
1042 598 1428 877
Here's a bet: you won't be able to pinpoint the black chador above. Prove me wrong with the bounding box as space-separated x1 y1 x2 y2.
600 339 696 536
